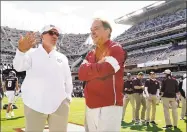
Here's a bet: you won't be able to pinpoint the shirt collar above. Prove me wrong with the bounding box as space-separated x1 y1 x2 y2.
38 44 56 55
104 39 111 47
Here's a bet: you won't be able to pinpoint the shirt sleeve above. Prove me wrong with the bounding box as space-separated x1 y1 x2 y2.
13 49 32 72
78 45 125 81
175 80 179 93
144 80 149 88
161 80 165 92
132 79 138 88
64 57 73 102
157 81 160 89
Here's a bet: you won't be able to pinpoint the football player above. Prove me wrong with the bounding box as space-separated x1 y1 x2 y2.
3 71 19 119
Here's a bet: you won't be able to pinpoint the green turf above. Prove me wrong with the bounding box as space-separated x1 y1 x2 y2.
1 97 186 132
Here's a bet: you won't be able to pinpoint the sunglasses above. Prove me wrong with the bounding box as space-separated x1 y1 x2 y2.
43 30 60 37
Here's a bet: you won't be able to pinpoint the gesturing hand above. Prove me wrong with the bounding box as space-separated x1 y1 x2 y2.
18 32 39 53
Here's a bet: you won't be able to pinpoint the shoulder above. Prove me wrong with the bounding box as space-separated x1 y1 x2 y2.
109 41 124 51
27 47 38 55
146 79 150 82
87 49 95 56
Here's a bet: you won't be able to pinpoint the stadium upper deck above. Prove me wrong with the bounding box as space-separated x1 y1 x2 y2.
114 0 186 25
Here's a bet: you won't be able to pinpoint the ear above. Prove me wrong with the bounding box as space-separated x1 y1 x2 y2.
105 28 110 37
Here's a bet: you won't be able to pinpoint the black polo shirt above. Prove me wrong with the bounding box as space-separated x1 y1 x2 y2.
145 79 160 95
133 78 143 94
124 80 133 94
161 78 178 98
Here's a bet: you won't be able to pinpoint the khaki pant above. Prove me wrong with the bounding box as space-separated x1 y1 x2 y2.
86 105 122 132
162 97 178 126
181 96 186 118
24 99 70 132
122 94 135 121
146 95 157 122
84 106 89 132
134 93 146 120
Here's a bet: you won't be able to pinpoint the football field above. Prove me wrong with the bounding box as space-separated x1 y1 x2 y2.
1 97 186 132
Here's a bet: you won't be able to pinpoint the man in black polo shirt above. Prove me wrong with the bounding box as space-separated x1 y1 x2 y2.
133 72 146 124
161 69 179 129
122 73 135 122
144 72 160 125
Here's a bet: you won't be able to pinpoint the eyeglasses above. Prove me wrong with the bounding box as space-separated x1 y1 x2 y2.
43 30 60 37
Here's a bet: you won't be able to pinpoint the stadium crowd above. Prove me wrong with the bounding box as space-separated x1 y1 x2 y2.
114 8 186 42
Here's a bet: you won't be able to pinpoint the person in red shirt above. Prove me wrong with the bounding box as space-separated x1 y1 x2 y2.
78 18 126 132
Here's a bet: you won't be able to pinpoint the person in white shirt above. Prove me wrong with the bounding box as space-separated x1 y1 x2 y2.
181 73 186 119
13 25 73 132
182 73 186 97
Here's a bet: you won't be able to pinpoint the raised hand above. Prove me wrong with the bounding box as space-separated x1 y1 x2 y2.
18 32 39 53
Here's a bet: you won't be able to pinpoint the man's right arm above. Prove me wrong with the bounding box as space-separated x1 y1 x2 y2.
13 32 37 72
144 80 149 97
160 80 165 96
13 49 32 72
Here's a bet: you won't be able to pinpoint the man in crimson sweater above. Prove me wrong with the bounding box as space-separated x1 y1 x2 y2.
78 18 126 132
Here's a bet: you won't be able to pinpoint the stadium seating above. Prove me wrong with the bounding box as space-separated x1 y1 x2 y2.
114 8 186 42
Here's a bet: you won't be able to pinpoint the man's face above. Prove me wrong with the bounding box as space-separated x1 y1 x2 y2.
90 20 109 46
150 73 156 79
41 29 59 47
138 75 143 79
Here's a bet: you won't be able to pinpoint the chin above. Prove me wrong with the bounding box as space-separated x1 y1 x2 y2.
93 40 98 45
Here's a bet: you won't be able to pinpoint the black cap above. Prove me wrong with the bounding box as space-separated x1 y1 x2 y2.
138 72 144 76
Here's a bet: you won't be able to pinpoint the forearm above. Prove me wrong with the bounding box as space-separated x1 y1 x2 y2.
3 85 6 92
65 84 73 101
156 89 160 96
65 64 73 102
144 87 149 96
78 61 117 81
134 86 142 89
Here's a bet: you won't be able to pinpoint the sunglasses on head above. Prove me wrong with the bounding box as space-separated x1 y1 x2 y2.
43 30 59 37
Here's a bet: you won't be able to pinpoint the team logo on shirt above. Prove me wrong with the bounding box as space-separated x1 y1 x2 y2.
57 58 62 63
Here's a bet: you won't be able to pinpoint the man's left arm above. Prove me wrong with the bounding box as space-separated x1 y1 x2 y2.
78 45 125 81
182 79 186 97
64 58 73 102
16 78 19 92
156 81 160 97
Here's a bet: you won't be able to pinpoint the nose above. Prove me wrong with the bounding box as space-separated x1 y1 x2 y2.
52 34 58 39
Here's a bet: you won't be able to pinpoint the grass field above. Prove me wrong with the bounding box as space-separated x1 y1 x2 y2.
1 97 186 132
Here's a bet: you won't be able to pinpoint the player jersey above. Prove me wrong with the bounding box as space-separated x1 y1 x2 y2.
5 77 18 91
